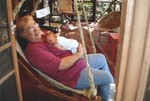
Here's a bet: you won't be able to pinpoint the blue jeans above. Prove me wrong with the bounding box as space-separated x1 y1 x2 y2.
75 54 114 101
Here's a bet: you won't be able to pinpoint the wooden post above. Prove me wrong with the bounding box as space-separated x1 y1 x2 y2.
115 0 150 101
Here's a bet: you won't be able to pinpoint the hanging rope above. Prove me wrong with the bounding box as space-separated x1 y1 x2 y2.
74 0 97 97
80 0 96 53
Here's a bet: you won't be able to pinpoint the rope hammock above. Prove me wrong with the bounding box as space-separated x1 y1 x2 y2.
12 0 97 99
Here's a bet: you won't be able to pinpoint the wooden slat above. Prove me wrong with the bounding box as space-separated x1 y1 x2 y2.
0 70 15 85
7 0 23 100
37 85 79 101
0 42 11 52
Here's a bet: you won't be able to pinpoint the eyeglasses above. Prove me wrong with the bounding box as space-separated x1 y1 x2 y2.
25 22 39 33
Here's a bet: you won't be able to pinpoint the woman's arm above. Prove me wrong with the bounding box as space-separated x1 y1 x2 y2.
58 43 83 70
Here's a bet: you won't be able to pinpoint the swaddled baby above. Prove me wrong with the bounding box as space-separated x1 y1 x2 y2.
46 31 79 54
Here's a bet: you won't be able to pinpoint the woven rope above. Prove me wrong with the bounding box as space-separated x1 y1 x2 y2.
80 0 96 53
74 0 97 97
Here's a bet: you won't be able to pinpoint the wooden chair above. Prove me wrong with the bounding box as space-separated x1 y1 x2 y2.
57 0 76 21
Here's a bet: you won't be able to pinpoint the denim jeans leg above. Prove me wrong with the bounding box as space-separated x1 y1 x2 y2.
75 53 114 101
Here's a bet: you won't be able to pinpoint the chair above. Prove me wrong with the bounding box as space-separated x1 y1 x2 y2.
57 0 76 21
97 11 121 43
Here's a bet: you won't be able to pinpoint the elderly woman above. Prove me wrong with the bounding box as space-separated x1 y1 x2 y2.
16 15 114 101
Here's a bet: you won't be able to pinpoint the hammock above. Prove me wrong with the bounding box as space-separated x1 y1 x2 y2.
16 39 90 97
13 0 100 100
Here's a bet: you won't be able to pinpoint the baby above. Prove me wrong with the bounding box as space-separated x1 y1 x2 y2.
46 31 79 54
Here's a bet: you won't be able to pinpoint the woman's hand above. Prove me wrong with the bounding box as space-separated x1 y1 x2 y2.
77 43 83 58
58 43 84 70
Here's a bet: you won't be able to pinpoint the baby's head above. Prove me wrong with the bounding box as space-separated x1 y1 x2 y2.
46 31 57 45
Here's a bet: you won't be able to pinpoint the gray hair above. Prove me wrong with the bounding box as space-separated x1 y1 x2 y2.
16 15 33 39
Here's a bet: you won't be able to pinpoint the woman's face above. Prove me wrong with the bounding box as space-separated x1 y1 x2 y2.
23 19 43 42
